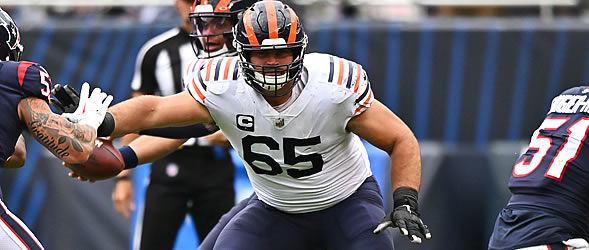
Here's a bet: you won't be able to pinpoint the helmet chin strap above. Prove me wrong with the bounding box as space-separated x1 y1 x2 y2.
254 71 288 91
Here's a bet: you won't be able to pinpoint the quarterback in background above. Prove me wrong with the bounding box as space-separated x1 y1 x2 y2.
0 8 111 250
489 86 589 250
70 1 431 249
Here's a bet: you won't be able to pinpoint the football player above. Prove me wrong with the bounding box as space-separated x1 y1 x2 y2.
70 1 431 248
0 8 111 249
488 86 589 250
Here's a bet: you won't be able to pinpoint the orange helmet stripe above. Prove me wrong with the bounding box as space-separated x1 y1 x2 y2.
264 0 278 39
191 0 197 12
286 5 298 43
243 10 260 45
215 0 232 12
191 78 206 101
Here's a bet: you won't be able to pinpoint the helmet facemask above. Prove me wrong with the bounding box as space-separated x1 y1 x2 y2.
236 37 308 97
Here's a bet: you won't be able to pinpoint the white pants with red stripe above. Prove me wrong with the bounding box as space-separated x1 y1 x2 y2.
0 199 44 250
517 238 589 250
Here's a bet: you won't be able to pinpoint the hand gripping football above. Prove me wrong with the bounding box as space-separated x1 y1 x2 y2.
67 138 124 180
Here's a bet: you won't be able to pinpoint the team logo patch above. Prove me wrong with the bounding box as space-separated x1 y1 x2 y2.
236 114 254 132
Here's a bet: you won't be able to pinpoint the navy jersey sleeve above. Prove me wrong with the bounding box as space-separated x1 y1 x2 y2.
0 61 52 163
0 61 52 103
9 61 52 103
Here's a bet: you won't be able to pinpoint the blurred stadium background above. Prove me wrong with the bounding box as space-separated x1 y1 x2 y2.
1 0 588 249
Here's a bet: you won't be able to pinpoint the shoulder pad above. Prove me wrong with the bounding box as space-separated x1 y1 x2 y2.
186 57 240 101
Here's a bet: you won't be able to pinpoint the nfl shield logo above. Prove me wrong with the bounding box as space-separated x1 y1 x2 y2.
273 118 285 128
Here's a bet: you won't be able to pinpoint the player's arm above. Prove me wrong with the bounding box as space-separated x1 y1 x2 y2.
347 99 431 243
4 134 26 168
139 123 219 139
18 97 97 164
347 99 421 191
200 130 230 147
108 91 213 138
129 136 187 166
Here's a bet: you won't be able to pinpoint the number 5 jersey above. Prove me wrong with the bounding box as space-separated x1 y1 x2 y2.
0 61 52 167
185 53 375 213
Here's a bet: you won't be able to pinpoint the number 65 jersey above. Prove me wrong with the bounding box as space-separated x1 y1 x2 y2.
0 61 52 166
508 86 589 240
186 53 374 213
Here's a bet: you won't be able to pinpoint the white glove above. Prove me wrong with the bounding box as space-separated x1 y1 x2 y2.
62 82 113 130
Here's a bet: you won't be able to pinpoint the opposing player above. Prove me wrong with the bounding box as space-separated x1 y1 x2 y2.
488 86 589 250
71 1 431 248
0 8 111 249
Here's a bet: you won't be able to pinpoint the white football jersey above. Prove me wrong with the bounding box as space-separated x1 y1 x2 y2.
185 53 375 213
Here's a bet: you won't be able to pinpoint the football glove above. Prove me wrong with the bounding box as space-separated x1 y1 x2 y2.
373 187 431 244
50 84 80 114
62 82 113 130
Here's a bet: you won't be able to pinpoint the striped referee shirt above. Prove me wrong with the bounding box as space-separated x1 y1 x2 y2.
131 27 196 96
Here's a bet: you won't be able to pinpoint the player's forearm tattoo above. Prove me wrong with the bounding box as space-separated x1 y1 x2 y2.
22 98 95 159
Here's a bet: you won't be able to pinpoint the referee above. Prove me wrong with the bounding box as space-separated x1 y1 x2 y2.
112 0 235 249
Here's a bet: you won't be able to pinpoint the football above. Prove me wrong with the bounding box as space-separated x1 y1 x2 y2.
66 138 124 180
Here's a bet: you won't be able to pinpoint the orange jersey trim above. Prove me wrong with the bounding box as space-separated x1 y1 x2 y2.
336 59 344 86
353 63 362 93
205 59 214 81
223 57 234 80
354 90 372 115
191 77 206 102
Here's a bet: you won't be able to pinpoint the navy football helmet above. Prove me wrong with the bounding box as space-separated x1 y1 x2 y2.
233 0 307 97
0 8 23 61
189 0 258 58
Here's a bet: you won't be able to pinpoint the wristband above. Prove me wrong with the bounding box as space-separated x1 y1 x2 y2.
393 187 419 211
97 112 115 137
119 146 138 170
